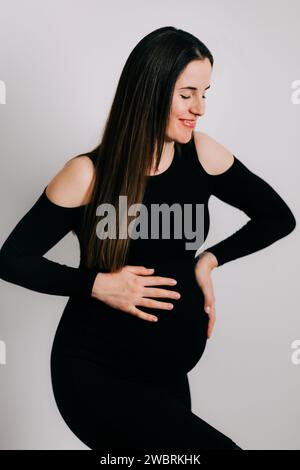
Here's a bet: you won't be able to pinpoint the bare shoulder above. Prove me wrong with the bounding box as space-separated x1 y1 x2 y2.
45 155 96 207
193 131 235 175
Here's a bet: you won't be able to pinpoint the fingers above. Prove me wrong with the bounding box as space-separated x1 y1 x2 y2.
137 298 174 311
125 266 155 275
199 276 216 339
143 276 177 286
142 287 181 300
201 280 215 308
125 265 177 286
206 303 216 339
127 305 158 323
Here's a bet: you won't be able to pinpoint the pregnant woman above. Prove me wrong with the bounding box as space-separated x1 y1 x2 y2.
0 27 296 452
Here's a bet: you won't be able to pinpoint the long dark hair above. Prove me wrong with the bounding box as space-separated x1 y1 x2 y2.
73 26 214 273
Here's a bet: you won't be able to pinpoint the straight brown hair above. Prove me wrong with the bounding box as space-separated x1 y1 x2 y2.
72 26 214 273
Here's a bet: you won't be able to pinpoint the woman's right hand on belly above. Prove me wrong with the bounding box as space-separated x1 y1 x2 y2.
90 265 181 322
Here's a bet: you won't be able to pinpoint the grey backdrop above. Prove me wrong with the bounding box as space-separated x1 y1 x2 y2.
0 0 299 450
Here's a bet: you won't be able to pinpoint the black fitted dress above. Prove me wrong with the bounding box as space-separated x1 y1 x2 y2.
0 133 296 451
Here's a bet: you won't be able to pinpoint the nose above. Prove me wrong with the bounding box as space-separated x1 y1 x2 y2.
190 97 205 117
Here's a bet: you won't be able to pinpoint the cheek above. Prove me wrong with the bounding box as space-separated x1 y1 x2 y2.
171 98 189 120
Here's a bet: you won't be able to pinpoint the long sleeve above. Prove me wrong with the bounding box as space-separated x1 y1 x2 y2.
0 187 99 297
195 155 296 267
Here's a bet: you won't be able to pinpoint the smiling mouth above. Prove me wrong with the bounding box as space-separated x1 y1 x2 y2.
179 119 196 128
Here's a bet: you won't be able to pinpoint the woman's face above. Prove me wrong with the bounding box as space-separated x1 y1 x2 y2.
168 58 212 143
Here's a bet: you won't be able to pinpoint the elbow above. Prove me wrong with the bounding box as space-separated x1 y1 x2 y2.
0 253 11 282
261 209 297 242
0 248 19 283
282 210 296 236
273 210 297 238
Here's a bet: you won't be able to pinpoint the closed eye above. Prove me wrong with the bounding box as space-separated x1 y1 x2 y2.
180 94 207 100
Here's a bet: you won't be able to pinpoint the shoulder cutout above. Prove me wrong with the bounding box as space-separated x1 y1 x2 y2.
45 155 96 208
193 131 235 176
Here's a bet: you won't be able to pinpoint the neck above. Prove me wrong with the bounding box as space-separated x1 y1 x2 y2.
151 140 175 174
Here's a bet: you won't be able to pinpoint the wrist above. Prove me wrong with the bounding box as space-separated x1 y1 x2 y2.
195 251 218 271
91 272 104 298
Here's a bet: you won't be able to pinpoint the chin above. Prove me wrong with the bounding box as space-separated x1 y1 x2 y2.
175 131 194 144
167 125 195 144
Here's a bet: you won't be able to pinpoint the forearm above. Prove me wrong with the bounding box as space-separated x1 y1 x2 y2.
0 250 99 297
0 187 99 298
201 155 296 268
199 213 296 267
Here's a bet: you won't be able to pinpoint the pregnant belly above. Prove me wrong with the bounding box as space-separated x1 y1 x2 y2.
54 258 209 379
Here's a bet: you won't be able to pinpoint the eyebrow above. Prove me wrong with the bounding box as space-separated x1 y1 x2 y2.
179 85 211 90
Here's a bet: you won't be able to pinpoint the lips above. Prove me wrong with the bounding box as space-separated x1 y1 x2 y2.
179 119 196 128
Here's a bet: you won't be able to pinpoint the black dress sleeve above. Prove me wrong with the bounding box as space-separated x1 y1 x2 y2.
195 155 296 267
0 187 99 297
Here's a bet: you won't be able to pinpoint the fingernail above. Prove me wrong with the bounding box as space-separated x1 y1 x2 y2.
205 306 210 313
